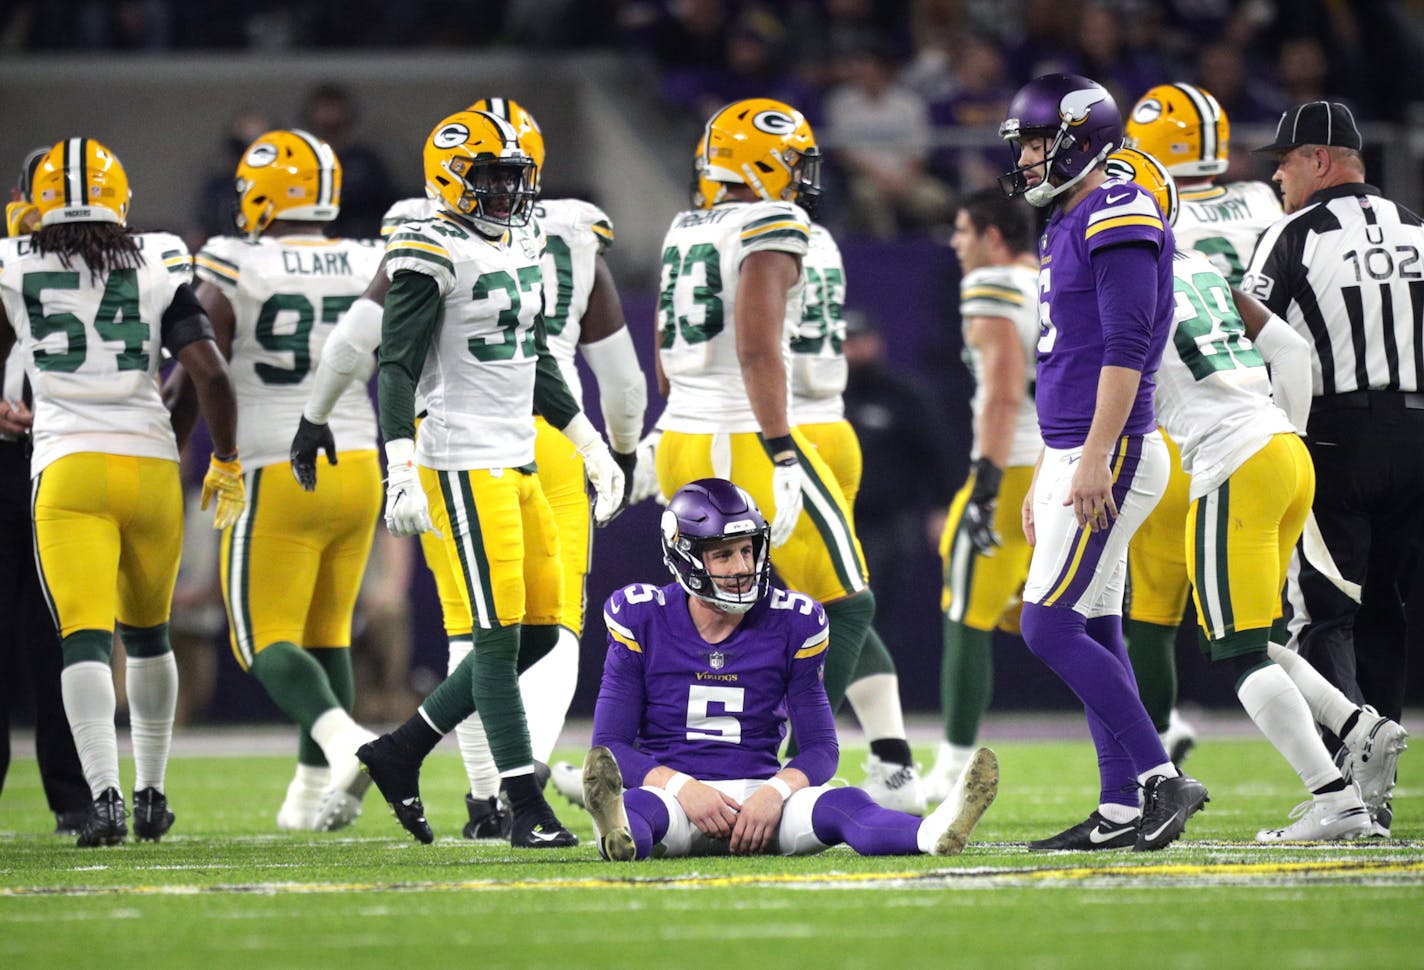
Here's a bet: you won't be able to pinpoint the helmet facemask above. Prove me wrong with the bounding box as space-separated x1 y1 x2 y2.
998 121 1112 208
445 155 536 236
660 479 773 615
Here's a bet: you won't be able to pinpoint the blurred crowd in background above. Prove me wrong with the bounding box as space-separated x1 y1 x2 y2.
10 0 1424 243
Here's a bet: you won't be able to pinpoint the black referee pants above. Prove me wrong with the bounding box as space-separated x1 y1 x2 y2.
0 442 88 817
1296 394 1424 724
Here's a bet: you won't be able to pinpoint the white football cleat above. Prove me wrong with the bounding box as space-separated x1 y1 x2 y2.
921 747 998 856
1159 708 1196 766
862 753 927 816
582 746 635 862
551 760 586 808
1255 788 1373 842
922 742 973 805
313 727 377 832
276 766 329 832
1341 707 1408 813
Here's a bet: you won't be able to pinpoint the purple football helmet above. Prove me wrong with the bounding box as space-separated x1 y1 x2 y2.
998 73 1122 207
661 478 771 614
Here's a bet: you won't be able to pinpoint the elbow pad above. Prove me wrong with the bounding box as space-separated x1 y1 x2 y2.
581 327 647 454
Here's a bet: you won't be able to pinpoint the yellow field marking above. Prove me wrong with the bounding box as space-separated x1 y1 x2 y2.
3 857 1421 898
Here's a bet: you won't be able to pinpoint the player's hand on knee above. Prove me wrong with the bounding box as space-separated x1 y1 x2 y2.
678 781 740 839
383 439 435 537
730 786 783 855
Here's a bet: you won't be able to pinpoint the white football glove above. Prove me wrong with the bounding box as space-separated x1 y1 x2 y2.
383 438 435 538
770 460 805 547
563 413 627 526
629 430 664 506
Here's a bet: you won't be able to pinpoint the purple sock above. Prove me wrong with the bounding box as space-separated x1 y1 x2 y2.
1021 603 1170 777
623 788 669 861
810 786 922 855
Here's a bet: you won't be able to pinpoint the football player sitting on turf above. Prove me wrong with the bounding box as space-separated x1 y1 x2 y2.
578 478 999 861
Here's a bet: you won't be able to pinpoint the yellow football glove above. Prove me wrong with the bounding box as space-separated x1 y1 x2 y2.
201 453 246 530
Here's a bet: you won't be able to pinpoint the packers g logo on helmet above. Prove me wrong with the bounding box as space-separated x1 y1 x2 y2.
702 98 821 211
31 138 132 227
467 97 545 193
233 129 341 238
1124 83 1229 178
1105 147 1178 227
423 109 536 236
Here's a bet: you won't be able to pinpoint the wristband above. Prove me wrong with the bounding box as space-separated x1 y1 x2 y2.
213 449 239 464
764 434 796 466
665 772 694 797
764 777 793 802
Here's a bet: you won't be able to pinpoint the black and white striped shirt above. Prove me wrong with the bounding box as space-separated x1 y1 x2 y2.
1242 182 1424 396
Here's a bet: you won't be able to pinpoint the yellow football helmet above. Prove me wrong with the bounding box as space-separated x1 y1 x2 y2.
467 97 545 193
701 98 821 209
6 146 47 237
690 133 723 209
234 129 341 238
31 138 131 227
424 109 536 235
1124 83 1229 179
1104 147 1179 227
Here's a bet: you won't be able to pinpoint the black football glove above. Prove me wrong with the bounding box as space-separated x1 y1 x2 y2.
965 457 1003 556
612 449 638 512
290 415 337 492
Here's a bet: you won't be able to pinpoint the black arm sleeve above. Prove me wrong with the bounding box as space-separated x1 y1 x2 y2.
160 283 216 356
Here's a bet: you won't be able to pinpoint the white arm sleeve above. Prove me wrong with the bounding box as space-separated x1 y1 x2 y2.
580 326 647 454
1252 312 1312 435
303 297 383 424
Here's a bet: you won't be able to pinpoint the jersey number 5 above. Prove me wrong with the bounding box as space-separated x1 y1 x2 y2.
686 685 743 744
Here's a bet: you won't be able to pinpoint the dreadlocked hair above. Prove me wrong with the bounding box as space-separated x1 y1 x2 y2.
33 223 144 282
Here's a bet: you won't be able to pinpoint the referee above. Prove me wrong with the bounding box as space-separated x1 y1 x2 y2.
1242 101 1424 726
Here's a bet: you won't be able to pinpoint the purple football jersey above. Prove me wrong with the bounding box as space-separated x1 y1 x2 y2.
1034 179 1174 447
591 581 834 785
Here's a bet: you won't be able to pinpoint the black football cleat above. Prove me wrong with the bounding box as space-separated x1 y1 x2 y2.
510 800 579 849
54 808 89 836
358 736 433 844
1027 810 1137 851
132 787 175 842
463 794 512 841
76 788 127 848
1135 773 1209 851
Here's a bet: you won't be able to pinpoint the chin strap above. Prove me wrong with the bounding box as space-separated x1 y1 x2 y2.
1025 143 1115 207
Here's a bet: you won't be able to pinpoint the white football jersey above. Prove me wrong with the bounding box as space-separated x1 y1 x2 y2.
0 232 192 474
1154 248 1294 499
535 198 614 401
1174 180 1282 285
960 262 1042 468
658 200 810 433
384 212 547 470
195 234 384 469
789 224 848 424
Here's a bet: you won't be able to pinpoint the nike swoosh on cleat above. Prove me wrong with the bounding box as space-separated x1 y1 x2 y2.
1140 811 1181 842
1088 825 1134 844
528 829 564 842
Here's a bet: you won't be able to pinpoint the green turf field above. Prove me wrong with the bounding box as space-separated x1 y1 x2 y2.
1 734 1418 969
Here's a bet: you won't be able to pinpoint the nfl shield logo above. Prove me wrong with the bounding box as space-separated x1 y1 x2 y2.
709 651 725 670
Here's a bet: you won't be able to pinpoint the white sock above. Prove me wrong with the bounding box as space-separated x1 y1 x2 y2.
935 742 977 774
1137 762 1179 787
1098 802 1141 823
61 661 120 797
844 673 908 743
1266 642 1357 736
519 626 579 762
449 637 500 798
293 763 330 792
126 652 178 793
1238 663 1341 791
310 707 366 763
